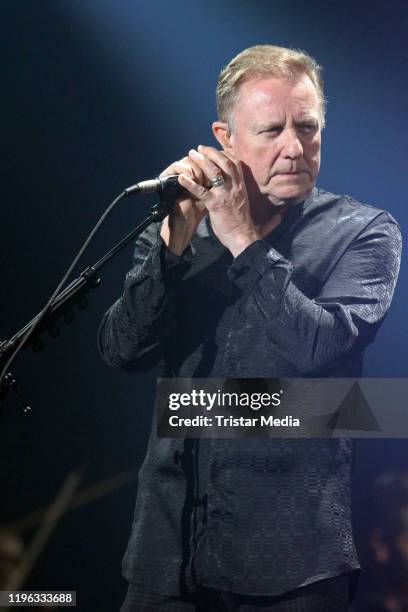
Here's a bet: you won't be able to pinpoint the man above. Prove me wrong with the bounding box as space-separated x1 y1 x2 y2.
98 45 401 611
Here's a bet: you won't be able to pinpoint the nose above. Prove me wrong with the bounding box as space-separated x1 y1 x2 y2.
280 127 303 159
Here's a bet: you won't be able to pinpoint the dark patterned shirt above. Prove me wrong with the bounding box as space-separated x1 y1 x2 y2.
97 187 401 597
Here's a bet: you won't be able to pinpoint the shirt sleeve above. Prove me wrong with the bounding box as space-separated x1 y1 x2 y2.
97 222 193 371
227 212 402 375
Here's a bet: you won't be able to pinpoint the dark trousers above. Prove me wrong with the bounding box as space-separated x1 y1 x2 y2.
120 571 359 611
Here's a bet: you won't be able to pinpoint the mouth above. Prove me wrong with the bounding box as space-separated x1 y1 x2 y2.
278 170 306 175
276 171 306 177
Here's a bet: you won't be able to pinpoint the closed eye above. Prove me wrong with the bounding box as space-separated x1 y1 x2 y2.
297 123 317 134
258 123 318 136
259 126 282 135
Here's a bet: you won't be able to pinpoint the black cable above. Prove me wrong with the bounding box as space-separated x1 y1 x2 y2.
0 190 127 389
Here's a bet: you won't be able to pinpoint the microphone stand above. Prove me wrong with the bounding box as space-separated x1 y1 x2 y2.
0 196 173 416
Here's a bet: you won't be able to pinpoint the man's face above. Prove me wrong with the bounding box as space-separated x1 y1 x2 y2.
221 74 322 207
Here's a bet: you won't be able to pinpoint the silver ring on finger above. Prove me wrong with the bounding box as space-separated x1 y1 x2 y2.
211 175 225 188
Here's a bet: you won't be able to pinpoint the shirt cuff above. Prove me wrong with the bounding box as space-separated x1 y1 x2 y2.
227 239 288 290
160 238 194 282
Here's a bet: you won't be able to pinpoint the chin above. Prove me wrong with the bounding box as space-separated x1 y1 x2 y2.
269 188 310 206
263 174 312 202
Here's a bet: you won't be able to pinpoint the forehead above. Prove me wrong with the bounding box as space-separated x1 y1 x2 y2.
235 74 321 121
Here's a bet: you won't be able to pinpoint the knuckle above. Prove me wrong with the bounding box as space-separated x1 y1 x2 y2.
198 185 209 197
161 159 186 176
181 165 193 176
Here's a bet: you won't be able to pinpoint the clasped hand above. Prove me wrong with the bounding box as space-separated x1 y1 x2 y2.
160 145 260 258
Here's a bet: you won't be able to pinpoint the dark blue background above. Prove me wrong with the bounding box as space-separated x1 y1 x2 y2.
1 1 407 609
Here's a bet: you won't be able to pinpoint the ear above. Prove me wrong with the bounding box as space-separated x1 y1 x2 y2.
212 121 233 152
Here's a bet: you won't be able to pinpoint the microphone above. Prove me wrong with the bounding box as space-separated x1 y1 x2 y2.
125 174 189 198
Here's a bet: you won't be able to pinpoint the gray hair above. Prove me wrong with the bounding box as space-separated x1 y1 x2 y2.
216 44 326 129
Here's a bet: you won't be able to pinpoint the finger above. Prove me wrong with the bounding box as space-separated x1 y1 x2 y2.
197 145 241 182
216 149 244 180
188 149 226 186
160 157 198 180
178 173 212 202
187 157 206 185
